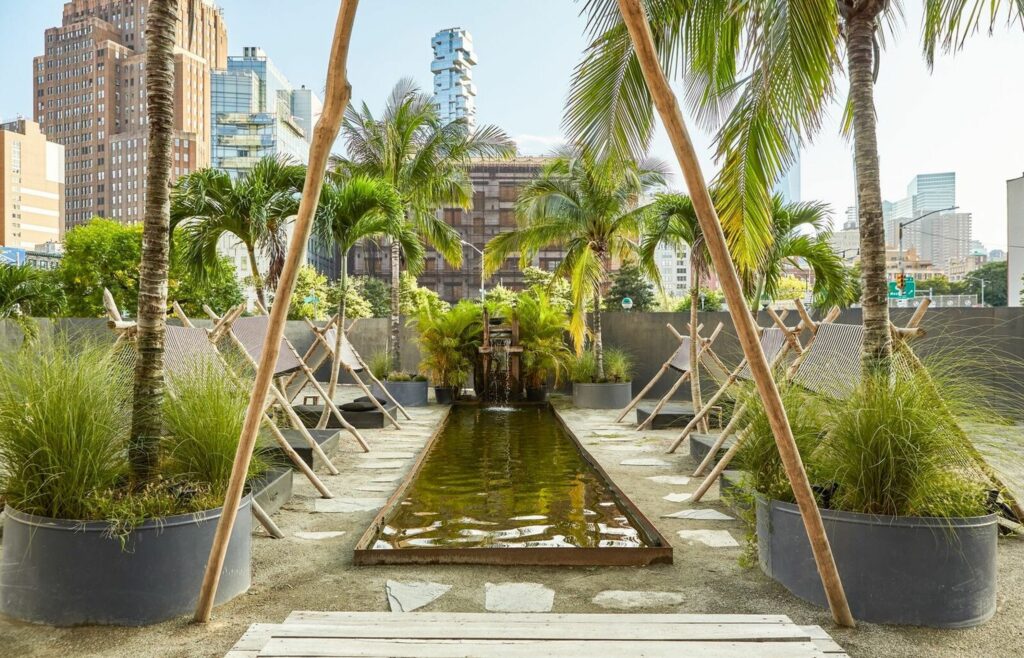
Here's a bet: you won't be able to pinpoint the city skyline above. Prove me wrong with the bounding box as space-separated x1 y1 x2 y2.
1 1 1021 249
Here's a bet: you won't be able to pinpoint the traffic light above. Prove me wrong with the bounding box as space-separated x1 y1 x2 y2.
895 272 906 292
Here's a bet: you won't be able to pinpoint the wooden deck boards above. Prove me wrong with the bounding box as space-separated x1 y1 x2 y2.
226 612 847 657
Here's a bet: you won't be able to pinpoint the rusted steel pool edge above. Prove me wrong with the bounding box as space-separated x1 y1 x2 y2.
352 402 674 566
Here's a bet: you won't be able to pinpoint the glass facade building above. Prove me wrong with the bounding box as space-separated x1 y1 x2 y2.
431 28 477 128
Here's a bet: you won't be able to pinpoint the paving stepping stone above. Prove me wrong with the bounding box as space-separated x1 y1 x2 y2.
662 509 733 521
293 531 346 540
484 582 555 613
662 493 692 503
590 430 630 437
592 590 685 610
358 451 415 459
647 475 691 485
386 580 451 612
356 483 396 493
593 437 641 443
620 458 671 467
677 529 739 547
602 445 653 452
313 497 387 513
355 460 407 470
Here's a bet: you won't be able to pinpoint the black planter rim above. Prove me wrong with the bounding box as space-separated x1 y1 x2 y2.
759 495 998 530
3 495 249 533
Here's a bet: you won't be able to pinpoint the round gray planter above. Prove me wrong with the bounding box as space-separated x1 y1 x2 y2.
572 382 632 409
755 495 997 627
372 380 429 407
0 495 252 626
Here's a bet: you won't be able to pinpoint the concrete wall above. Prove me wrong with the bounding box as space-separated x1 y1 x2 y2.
3 308 1022 414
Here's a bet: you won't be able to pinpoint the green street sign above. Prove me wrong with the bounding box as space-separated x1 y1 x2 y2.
303 294 319 304
887 277 916 299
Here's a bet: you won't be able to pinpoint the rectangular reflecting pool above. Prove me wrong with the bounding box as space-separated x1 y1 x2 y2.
354 405 672 566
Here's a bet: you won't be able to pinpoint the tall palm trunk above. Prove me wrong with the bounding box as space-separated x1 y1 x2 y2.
847 11 892 372
129 0 176 481
389 239 401 372
318 256 348 429
246 243 267 308
592 289 604 380
689 266 707 433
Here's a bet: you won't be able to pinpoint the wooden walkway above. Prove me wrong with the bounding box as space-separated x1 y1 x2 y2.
226 611 847 657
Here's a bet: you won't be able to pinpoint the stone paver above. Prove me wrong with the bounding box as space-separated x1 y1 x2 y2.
677 529 739 547
484 582 555 613
647 475 691 485
662 509 733 521
313 497 387 513
619 458 671 467
385 580 451 612
662 493 692 503
592 590 685 609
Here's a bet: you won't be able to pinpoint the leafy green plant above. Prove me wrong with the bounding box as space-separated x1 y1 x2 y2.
516 290 571 389
569 350 597 383
163 363 268 491
368 350 391 381
385 371 426 382
603 347 634 383
412 301 482 389
0 341 131 520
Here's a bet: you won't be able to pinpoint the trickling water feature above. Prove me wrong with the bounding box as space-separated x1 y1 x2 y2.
476 310 523 403
354 405 672 566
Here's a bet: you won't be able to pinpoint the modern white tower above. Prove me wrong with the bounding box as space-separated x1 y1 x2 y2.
431 28 478 128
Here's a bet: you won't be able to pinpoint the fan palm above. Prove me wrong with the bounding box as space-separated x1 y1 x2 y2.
566 0 1022 373
171 155 305 308
485 145 667 380
312 174 421 426
337 78 516 370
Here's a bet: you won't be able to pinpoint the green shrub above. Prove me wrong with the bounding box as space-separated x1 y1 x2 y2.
368 350 391 381
603 347 634 383
0 340 131 520
412 300 482 388
516 290 571 388
569 350 597 383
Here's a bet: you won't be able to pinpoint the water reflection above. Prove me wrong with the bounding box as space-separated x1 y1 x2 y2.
371 406 650 550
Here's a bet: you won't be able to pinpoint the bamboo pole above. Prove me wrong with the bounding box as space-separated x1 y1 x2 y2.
636 324 723 431
617 0 854 627
194 0 360 623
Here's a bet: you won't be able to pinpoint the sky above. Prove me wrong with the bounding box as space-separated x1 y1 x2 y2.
1 1 1022 249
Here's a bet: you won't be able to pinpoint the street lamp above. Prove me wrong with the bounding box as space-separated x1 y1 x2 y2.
965 275 987 307
897 206 958 287
460 239 486 302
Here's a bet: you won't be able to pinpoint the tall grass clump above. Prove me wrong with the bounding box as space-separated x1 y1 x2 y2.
0 340 131 519
570 346 633 383
163 362 268 492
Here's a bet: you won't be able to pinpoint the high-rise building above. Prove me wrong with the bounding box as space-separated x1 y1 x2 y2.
430 28 477 128
211 46 317 177
349 157 560 302
34 0 227 229
652 241 691 298
210 46 335 291
1 119 65 249
1008 173 1024 307
772 146 801 204
882 172 969 273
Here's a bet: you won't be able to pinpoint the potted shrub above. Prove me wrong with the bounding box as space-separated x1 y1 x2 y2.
734 369 999 628
367 350 429 407
411 301 482 405
571 346 634 409
0 343 263 626
516 290 571 402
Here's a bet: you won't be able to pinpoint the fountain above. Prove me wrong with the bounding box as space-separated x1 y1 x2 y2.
475 308 523 403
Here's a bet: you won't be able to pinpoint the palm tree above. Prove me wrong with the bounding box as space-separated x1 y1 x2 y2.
312 174 421 426
130 0 176 480
640 193 711 430
337 78 516 370
485 145 667 380
171 155 305 307
565 0 1022 373
0 264 65 340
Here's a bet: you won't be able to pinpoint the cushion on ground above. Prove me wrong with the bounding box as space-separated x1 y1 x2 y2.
355 395 390 406
341 401 378 412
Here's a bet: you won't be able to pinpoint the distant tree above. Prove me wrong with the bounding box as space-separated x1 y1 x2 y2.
287 266 330 321
484 284 519 310
57 218 241 317
604 264 656 311
673 289 724 312
326 279 373 320
522 266 576 313
398 272 449 317
964 260 1008 306
351 276 390 317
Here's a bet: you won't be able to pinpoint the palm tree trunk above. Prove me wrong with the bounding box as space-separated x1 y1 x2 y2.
389 239 401 372
129 0 177 482
318 256 348 428
689 267 707 433
592 289 604 381
247 243 267 309
847 12 892 373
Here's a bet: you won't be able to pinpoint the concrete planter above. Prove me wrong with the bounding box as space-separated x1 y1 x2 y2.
433 386 458 405
0 496 252 626
372 380 429 407
756 495 997 627
572 382 632 409
250 467 293 517
525 387 549 403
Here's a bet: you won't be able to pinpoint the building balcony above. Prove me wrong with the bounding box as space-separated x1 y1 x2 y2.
215 112 275 126
216 133 272 147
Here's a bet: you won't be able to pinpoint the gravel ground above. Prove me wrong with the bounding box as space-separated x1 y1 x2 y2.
2 396 1022 658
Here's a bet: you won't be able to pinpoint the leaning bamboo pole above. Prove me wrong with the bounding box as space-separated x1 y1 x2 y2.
193 0 360 623
616 0 854 627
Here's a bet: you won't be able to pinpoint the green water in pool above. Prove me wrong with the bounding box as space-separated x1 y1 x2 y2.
369 405 651 550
